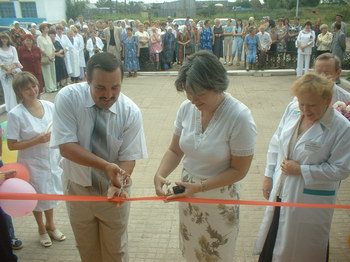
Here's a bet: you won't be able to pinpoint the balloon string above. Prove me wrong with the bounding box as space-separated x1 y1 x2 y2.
1 193 350 209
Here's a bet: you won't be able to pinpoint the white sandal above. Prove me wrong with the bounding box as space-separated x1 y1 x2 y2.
39 233 52 247
47 229 66 241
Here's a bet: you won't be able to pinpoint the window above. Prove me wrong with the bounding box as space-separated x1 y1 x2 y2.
20 2 38 18
0 2 15 18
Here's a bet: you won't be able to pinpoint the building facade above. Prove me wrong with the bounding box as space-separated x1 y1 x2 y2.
0 0 66 25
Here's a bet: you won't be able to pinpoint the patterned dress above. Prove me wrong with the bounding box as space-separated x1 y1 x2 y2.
245 34 259 64
276 25 287 52
161 32 176 66
123 36 140 72
200 27 213 51
175 93 257 261
177 31 190 64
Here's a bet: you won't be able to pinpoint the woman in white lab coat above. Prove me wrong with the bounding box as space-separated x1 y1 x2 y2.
66 29 80 83
7 72 65 248
71 26 86 80
296 21 315 77
254 72 350 262
55 24 72 80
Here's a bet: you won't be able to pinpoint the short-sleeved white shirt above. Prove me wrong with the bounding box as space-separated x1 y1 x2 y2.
175 93 257 178
333 84 350 104
51 82 148 186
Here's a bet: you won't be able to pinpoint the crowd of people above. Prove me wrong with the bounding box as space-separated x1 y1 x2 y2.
0 12 350 262
0 14 348 112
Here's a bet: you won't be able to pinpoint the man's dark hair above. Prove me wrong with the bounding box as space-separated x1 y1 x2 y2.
334 22 341 31
86 52 124 82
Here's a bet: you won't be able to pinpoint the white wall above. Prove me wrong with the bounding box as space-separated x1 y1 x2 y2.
36 0 66 22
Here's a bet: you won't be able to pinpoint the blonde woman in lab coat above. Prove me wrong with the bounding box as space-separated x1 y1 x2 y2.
254 72 350 262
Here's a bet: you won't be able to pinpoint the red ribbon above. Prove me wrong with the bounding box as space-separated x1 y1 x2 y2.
1 193 350 209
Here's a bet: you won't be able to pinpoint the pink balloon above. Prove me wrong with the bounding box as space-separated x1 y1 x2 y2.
0 163 30 182
0 178 37 217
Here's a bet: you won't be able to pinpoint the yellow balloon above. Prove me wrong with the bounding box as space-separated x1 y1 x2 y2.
2 141 17 163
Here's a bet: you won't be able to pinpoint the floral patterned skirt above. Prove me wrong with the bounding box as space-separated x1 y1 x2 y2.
179 169 240 262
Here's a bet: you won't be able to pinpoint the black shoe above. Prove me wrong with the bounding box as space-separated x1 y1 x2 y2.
12 238 23 250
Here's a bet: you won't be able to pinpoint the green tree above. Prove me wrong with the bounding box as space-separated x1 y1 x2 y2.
95 0 114 13
95 0 105 7
66 0 86 21
251 0 262 9
301 0 320 6
266 0 284 9
208 3 216 16
284 0 297 9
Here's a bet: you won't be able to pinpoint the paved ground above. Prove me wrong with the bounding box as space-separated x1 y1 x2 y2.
2 74 350 261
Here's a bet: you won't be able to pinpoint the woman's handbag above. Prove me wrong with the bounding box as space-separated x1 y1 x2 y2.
41 56 50 65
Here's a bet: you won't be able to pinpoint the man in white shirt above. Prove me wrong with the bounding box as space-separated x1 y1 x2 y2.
257 25 272 70
314 52 350 104
51 53 147 262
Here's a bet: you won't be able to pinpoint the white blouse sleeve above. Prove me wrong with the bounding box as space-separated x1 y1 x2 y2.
174 101 188 136
7 110 21 141
229 107 257 157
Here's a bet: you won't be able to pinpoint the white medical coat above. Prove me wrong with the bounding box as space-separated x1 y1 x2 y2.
86 37 104 58
56 34 72 75
66 36 80 78
7 101 63 211
253 101 350 262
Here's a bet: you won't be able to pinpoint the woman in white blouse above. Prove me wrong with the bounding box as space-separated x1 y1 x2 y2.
37 23 57 93
296 21 315 77
316 24 333 57
86 29 104 59
154 51 257 261
0 33 22 112
135 24 150 71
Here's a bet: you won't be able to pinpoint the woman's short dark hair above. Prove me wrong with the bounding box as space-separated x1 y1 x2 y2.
39 23 48 32
48 29 56 35
304 20 312 27
12 71 39 102
0 33 12 47
175 51 229 94
86 52 124 82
